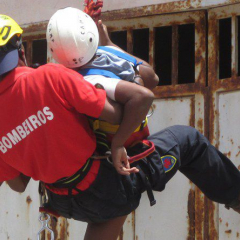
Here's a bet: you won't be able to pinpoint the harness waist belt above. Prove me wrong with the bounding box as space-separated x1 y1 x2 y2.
50 158 93 189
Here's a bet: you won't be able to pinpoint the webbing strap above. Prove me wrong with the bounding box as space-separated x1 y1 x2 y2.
98 46 138 66
137 164 156 206
128 140 155 164
51 159 93 189
78 68 121 79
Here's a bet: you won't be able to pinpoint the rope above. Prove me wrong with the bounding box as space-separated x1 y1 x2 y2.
83 0 103 23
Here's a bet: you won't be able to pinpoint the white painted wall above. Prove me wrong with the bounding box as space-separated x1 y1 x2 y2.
1 0 239 26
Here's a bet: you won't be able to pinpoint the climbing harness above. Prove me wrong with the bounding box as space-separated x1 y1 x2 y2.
47 139 157 207
83 0 103 23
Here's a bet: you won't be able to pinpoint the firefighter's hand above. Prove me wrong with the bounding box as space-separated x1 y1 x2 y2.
111 144 139 175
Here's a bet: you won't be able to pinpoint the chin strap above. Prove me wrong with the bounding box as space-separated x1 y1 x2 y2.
83 0 103 23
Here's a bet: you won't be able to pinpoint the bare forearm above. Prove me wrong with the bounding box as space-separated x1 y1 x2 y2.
99 97 123 125
112 86 154 146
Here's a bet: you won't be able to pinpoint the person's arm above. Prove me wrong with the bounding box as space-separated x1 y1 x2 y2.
6 174 31 193
100 96 123 125
97 20 159 89
99 80 154 175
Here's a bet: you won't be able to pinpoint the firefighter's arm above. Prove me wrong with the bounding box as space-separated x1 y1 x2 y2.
6 174 31 193
99 96 123 125
97 20 159 89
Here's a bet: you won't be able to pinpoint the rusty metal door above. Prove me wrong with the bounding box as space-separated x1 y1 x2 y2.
208 3 240 240
0 10 208 240
105 10 207 240
6 6 240 240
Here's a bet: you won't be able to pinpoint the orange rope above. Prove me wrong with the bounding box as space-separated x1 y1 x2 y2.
83 0 103 23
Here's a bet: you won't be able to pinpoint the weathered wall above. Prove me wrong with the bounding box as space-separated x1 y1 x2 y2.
1 0 240 26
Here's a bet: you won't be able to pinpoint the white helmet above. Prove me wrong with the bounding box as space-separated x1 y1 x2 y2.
46 7 99 68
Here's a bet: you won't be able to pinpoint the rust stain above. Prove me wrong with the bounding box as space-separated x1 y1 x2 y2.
132 211 136 239
60 220 67 240
195 187 204 240
236 151 240 158
223 151 231 158
26 196 32 204
102 0 240 22
47 216 58 240
226 222 229 227
197 118 203 132
219 218 222 223
208 200 218 240
225 229 232 234
237 232 240 238
189 97 195 127
187 188 195 240
22 22 47 34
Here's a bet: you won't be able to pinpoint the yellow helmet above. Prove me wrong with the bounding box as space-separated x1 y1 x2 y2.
0 14 23 75
0 14 23 46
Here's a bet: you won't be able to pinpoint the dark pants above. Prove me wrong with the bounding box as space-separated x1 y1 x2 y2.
47 125 240 223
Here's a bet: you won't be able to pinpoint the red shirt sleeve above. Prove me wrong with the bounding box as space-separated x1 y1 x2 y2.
0 157 20 182
48 65 106 118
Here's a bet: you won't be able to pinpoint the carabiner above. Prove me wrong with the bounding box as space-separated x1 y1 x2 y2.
37 213 54 240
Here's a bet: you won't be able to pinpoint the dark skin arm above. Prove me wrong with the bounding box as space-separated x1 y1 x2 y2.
99 80 154 175
6 174 31 193
99 96 123 125
98 20 159 89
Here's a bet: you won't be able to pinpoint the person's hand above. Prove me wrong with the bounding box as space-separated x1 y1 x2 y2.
97 20 112 46
111 144 139 175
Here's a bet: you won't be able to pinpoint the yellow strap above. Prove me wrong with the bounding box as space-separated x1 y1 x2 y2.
90 117 148 134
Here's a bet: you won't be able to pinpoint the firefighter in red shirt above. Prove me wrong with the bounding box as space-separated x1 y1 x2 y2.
1 13 240 240
0 14 153 239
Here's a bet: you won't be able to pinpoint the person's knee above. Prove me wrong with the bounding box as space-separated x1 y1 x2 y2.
167 125 208 150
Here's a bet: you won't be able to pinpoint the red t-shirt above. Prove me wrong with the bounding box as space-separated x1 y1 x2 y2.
0 63 106 190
